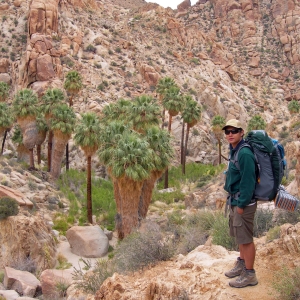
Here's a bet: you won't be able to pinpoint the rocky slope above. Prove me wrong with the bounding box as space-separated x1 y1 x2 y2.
0 0 300 299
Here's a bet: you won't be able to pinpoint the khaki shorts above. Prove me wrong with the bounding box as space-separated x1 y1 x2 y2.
229 203 257 245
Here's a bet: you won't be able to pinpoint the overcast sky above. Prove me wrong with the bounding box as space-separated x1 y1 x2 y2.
146 0 198 9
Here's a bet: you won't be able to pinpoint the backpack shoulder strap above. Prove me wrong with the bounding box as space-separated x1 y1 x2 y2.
230 143 252 171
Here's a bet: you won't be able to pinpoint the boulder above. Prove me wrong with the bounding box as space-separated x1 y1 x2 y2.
0 58 9 73
66 225 109 258
40 269 73 299
177 0 191 11
4 267 41 297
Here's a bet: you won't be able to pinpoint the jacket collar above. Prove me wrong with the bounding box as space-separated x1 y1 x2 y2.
229 139 245 151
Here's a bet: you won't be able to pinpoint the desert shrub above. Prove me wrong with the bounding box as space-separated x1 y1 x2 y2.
73 258 114 294
0 270 4 283
10 256 36 273
56 253 72 270
113 223 175 274
253 207 273 237
0 197 19 220
56 280 70 297
266 225 281 242
211 211 237 250
272 266 300 300
273 208 300 226
175 223 207 255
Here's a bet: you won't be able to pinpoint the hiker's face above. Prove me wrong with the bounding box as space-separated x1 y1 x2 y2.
224 126 244 148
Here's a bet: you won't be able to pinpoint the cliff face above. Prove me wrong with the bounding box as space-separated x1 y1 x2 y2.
1 0 300 169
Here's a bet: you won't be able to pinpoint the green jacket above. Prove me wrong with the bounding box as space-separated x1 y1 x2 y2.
224 140 256 208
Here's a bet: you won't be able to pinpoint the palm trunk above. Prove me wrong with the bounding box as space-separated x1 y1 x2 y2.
87 155 93 224
29 148 35 170
51 131 70 179
37 145 42 164
164 114 173 189
218 138 221 164
66 143 69 170
116 176 143 239
183 125 190 175
181 121 185 166
161 108 165 129
1 129 7 155
36 130 47 165
48 130 53 172
16 144 30 162
139 170 163 219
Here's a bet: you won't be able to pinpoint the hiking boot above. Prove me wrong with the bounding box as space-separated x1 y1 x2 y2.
229 268 258 288
225 258 245 278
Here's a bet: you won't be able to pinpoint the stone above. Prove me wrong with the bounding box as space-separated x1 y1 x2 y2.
40 269 73 299
0 73 11 84
0 58 9 73
4 267 41 297
66 225 109 258
0 290 20 300
36 54 56 81
177 0 191 11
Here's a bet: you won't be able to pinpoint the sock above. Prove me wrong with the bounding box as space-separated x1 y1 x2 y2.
238 257 245 261
246 269 255 272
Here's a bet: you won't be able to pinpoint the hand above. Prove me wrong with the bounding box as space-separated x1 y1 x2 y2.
237 207 244 214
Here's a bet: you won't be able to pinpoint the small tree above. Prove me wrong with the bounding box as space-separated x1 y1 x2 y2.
0 103 13 155
212 115 226 164
0 81 9 102
50 104 76 179
0 197 19 220
288 99 300 114
41 88 65 171
247 115 266 132
74 113 101 223
64 71 83 170
12 89 39 170
181 98 202 174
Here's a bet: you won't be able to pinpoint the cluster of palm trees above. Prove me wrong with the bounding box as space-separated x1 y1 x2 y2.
0 75 205 238
156 77 202 182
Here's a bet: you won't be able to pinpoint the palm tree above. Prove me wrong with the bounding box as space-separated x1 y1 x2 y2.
0 82 11 154
0 103 13 155
138 126 174 219
130 95 161 133
36 115 48 165
74 113 101 224
50 104 76 179
98 121 154 239
0 81 9 102
101 98 131 124
12 89 39 170
212 115 226 164
11 125 30 162
288 100 300 114
41 88 65 171
162 86 184 187
64 71 83 170
247 115 266 132
156 77 177 128
64 70 83 106
181 99 202 174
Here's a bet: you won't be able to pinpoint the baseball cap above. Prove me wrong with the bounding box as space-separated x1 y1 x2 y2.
222 119 243 130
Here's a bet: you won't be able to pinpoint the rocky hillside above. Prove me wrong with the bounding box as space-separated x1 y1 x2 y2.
0 0 300 168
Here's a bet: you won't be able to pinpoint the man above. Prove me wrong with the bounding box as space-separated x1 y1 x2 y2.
223 119 258 288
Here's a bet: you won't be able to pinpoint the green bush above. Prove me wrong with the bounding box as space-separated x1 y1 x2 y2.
266 225 281 242
0 197 19 220
272 266 300 300
253 208 273 237
211 211 237 250
113 223 175 274
57 169 116 229
73 258 114 294
0 270 4 283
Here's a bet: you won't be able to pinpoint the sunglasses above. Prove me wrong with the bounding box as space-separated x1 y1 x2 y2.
225 129 240 135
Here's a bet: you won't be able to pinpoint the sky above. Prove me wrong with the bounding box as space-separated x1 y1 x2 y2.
146 0 198 10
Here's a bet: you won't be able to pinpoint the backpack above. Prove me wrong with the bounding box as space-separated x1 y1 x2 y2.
231 130 286 201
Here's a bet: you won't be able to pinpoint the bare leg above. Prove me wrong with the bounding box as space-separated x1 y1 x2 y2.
239 242 255 269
